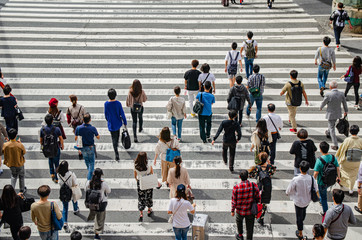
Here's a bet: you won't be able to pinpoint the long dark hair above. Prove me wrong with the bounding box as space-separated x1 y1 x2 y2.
174 156 182 179
135 152 148 172
159 127 171 142
352 56 361 70
1 185 18 209
48 106 59 116
175 185 187 201
90 168 103 190
69 95 77 107
130 79 142 98
256 118 268 139
56 160 69 177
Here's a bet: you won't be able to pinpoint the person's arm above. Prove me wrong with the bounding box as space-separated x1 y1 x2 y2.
198 81 202 91
126 93 131 108
320 94 329 110
332 50 336 71
238 60 242 72
59 136 64 150
104 182 111 195
154 145 159 165
336 167 341 181
31 208 37 225
182 101 187 119
342 95 348 116
289 142 296 154
134 170 138 181
212 122 224 145
212 81 216 94
120 104 127 126
227 88 233 103
190 203 196 215
302 90 309 106
231 185 237 216
184 79 188 90
225 60 228 73
245 88 251 106
314 48 320 65
285 179 295 196
150 166 154 174
166 97 173 112
347 20 353 29
313 171 319 180
254 45 258 57
54 202 62 220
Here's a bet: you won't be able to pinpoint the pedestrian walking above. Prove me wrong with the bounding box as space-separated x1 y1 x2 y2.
211 110 242 172
225 42 242 87
56 160 80 230
126 79 147 143
0 84 18 132
3 128 26 193
45 98 67 140
286 161 318 240
184 60 201 118
70 231 82 240
356 162 362 214
196 81 215 143
75 113 100 180
262 103 283 164
336 125 362 196
314 36 336 97
154 127 180 183
309 224 326 240
0 123 9 175
246 65 265 122
249 152 276 226
18 226 31 240
322 189 356 239
329 2 353 51
134 152 154 222
31 185 62 240
342 56 361 109
250 118 272 165
240 31 258 80
40 114 64 183
166 86 186 141
231 169 260 240
168 184 196 240
320 80 348 150
86 168 111 240
167 156 191 199
267 0 274 9
313 141 341 215
104 88 127 161
227 76 251 126
66 95 85 133
280 70 309 133
289 129 317 176
198 63 216 94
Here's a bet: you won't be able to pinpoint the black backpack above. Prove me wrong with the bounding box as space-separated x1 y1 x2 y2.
227 51 239 75
259 137 270 155
320 155 338 187
59 174 72 202
289 81 303 106
41 126 59 158
257 165 272 191
85 188 102 211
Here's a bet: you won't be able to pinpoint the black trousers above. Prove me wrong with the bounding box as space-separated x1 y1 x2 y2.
5 116 18 133
130 107 144 138
236 213 255 240
345 82 360 105
10 223 22 240
222 142 236 169
235 109 243 125
110 130 120 157
295 205 307 231
269 133 279 164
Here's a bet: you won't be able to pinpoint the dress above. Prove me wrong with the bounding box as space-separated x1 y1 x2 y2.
135 167 153 211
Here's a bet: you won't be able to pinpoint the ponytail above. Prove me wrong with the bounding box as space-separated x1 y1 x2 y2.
174 156 182 179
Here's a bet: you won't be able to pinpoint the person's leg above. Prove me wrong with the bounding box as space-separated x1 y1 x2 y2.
294 167 301 176
247 94 254 116
137 181 146 212
177 119 183 139
62 201 69 223
146 188 154 209
287 106 297 129
358 188 362 211
353 83 360 106
95 211 106 234
255 95 263 122
229 142 236 170
345 82 353 97
235 213 244 237
10 223 22 240
317 65 324 89
238 109 243 125
318 184 328 214
10 167 18 190
222 142 228 165
161 160 168 183
110 130 120 159
72 200 79 212
173 227 182 240
87 147 96 180
48 157 55 177
19 165 25 192
322 68 330 88
138 106 144 132
87 210 96 221
181 226 189 240
53 148 60 181
249 58 254 76
199 115 206 142
205 115 212 139
50 230 59 240
328 119 338 147
269 133 278 165
244 57 250 79
259 203 267 221
131 109 137 138
245 214 255 240
171 117 177 136
334 27 340 46
188 91 195 114
295 205 303 234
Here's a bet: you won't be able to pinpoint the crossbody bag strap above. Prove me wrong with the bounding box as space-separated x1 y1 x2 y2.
268 114 279 133
331 204 344 224
76 106 82 119
59 174 72 184
202 73 210 86
172 200 184 216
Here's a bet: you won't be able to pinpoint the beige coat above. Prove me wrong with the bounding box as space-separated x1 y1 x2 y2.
126 90 147 108
167 166 190 198
166 96 186 120
251 130 272 150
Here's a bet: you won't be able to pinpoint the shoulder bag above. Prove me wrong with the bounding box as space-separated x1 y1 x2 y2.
166 139 181 162
51 202 64 231
310 175 319 202
168 200 184 224
319 47 332 70
132 94 143 113
249 76 261 98
71 106 83 128
344 66 354 83
140 173 159 190
250 183 263 218
268 114 281 139
193 92 204 115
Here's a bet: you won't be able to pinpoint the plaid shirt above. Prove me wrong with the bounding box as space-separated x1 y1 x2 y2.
247 73 265 94
231 180 261 216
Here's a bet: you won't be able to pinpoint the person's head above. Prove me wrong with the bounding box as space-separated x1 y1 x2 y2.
350 125 359 135
247 31 253 39
267 103 275 113
174 86 181 96
175 184 187 200
259 152 269 165
18 226 31 240
253 64 260 73
90 168 103 190
239 169 249 181
159 127 171 142
329 80 338 89
235 75 243 85
297 129 308 140
204 81 212 92
191 59 199 68
323 36 331 46
37 185 51 199
134 152 148 172
231 42 237 50
44 114 53 127
107 88 117 100
1 184 17 209
200 63 210 73
312 224 325 239
3 84 12 95
83 112 91 124
299 161 310 174
8 128 17 140
319 141 329 154
48 98 59 115
290 70 298 79
256 118 268 139
228 110 237 120
174 156 182 179
352 56 361 70
338 2 343 9
70 231 82 240
69 95 77 107
332 189 344 204
130 79 142 98
56 160 69 177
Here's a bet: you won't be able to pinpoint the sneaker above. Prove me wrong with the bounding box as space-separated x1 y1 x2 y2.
229 167 234 172
354 105 360 110
235 233 244 240
354 206 362 214
257 218 264 226
320 87 325 97
139 127 143 133
20 187 27 195
78 153 83 160
319 211 325 217
289 128 297 133
207 137 212 143
190 113 196 118
134 137 138 143
0 168 3 176
331 146 338 151
202 140 207 144
63 223 69 231
325 130 331 139
336 45 340 51
94 234 101 240
73 209 80 215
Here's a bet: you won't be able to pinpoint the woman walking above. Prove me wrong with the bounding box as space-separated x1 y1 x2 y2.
342 56 361 109
167 156 191 199
126 79 147 143
198 63 216 94
0 84 18 132
0 123 8 175
45 98 67 140
166 86 186 141
250 118 272 164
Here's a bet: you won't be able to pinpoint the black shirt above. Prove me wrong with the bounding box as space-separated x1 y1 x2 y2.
0 96 17 118
213 119 242 143
184 69 201 91
0 196 24 226
289 139 317 168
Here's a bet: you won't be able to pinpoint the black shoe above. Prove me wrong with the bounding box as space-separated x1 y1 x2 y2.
354 206 362 214
139 215 143 222
78 153 83 160
257 218 264 226
325 130 331 139
134 137 138 143
207 137 212 143
115 153 120 161
20 187 27 195
139 128 143 133
295 230 303 240
229 167 234 172
320 87 325 97
235 234 244 240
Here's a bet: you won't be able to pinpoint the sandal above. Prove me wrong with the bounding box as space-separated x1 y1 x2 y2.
147 209 153 217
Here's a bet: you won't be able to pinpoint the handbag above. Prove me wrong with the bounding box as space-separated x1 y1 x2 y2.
51 202 64 231
139 174 158 190
15 106 24 121
21 195 35 212
193 92 204 115
310 176 319 203
319 47 332 70
132 95 143 113
268 115 281 139
336 116 349 137
168 201 183 224
344 66 354 83
75 135 83 149
199 73 210 92
165 140 180 162
72 185 82 202
186 187 195 204
121 128 131 149
250 183 262 216
71 106 83 128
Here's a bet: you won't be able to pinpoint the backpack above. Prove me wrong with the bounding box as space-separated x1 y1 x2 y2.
289 81 303 106
41 126 59 158
193 92 204 115
258 137 270 155
245 40 255 59
85 188 102 211
319 155 338 187
333 10 347 27
227 51 239 75
59 174 73 202
52 111 62 128
256 165 272 193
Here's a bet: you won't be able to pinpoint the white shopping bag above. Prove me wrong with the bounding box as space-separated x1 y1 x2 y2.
139 174 158 190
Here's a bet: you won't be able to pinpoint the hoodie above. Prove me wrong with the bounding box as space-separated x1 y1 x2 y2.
227 84 251 110
323 203 356 239
166 96 186 120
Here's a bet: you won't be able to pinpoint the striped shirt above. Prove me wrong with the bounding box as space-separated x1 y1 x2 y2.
247 73 266 94
231 180 260 216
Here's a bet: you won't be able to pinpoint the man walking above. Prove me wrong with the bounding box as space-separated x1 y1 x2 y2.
262 103 283 164
320 80 348 150
240 31 258 80
329 2 353 51
184 60 201 117
196 81 215 143
231 169 260 240
246 65 265 122
225 42 242 87
75 113 100 180
227 76 251 126
280 70 309 133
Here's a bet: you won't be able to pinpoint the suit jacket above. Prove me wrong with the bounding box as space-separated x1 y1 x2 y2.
320 89 348 120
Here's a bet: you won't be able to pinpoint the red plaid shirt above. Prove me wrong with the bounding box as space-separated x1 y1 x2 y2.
231 180 260 216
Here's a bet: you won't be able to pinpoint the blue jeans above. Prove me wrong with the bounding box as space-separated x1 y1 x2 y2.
171 117 183 139
246 94 263 122
173 226 189 240
318 184 328 214
333 26 344 45
48 148 60 180
244 57 254 79
62 200 79 223
317 65 330 89
81 146 95 180
39 230 58 240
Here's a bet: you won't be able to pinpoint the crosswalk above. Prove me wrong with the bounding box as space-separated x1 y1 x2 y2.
0 0 361 239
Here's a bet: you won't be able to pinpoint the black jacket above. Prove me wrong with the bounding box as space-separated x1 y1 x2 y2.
0 196 24 226
227 84 251 111
213 120 242 143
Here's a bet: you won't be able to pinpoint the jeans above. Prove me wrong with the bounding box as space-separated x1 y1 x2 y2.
62 200 79 223
48 148 60 180
246 94 263 122
327 119 338 147
5 116 18 133
39 230 58 240
81 146 95 180
223 142 236 169
244 57 254 79
269 133 278 165
295 205 307 231
171 117 183 139
318 184 328 214
173 226 189 240
10 166 25 192
236 213 255 240
187 90 199 114
345 82 360 105
110 130 120 158
198 115 212 142
317 65 330 89
333 26 344 45
131 107 143 138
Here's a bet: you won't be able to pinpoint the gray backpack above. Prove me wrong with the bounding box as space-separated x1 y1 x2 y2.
245 40 255 59
346 148 362 162
227 51 239 75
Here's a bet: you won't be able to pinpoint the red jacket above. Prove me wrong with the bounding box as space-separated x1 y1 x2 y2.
231 180 261 216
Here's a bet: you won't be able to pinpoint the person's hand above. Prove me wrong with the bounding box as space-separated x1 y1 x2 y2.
225 67 227 73
236 140 239 144
314 60 318 65
249 107 252 112
211 140 215 145
240 68 243 73
153 160 157 166
255 54 258 58
333 65 336 71
192 203 196 207
250 147 253 152
329 20 333 24
184 114 187 119
61 144 64 150
344 112 347 117
349 25 353 30
340 75 345 79
305 100 309 106
18 192 24 199
336 177 341 183
213 89 215 94
358 188 361 195
231 212 235 217
5 137 8 141
184 86 187 90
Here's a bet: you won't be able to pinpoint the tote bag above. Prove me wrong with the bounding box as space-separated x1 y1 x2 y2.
139 174 159 190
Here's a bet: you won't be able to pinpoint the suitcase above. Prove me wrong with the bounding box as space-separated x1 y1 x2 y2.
222 0 229 7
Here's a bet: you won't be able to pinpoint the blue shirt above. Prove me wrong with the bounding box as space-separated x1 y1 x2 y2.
75 124 99 147
196 92 215 116
104 100 127 131
40 125 61 140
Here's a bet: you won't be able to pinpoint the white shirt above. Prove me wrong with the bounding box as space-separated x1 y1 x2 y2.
225 50 242 64
263 113 283 133
86 181 111 202
198 73 216 83
57 171 78 188
241 39 258 58
168 198 194 228
286 173 318 208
